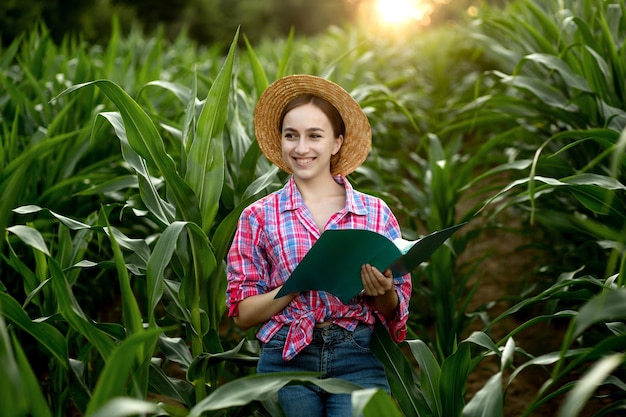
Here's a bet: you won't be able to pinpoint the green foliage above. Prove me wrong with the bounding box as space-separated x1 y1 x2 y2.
1 0 626 416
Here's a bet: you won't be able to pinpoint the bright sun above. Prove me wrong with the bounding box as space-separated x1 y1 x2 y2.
376 0 431 25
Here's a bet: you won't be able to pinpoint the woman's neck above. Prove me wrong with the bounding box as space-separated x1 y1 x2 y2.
294 174 346 232
294 174 344 200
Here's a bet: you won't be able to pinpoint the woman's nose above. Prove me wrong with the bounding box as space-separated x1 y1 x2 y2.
295 138 309 153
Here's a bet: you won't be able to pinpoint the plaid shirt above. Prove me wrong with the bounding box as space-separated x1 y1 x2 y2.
226 175 412 361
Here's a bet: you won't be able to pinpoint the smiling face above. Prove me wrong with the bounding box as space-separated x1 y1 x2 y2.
280 100 343 181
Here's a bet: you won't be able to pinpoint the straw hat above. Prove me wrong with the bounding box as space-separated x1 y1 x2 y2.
254 74 372 175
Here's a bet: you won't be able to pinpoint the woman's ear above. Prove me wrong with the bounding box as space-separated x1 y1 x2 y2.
332 135 344 155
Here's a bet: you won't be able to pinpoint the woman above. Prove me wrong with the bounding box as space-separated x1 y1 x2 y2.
226 74 411 417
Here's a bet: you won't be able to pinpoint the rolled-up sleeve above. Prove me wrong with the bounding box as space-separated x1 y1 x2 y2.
226 209 269 317
374 273 411 342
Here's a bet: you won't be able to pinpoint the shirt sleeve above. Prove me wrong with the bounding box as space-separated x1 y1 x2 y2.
226 207 270 317
372 207 412 342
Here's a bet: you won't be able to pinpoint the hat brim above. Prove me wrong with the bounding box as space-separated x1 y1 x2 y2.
254 74 372 175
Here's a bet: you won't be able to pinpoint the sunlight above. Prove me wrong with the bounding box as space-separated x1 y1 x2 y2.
375 0 431 26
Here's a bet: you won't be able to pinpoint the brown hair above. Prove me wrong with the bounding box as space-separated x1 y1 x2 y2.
278 94 346 138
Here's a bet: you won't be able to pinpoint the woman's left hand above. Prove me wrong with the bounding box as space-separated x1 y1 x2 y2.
361 264 399 319
361 264 393 296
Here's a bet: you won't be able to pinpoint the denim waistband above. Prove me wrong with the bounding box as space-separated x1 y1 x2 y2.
311 323 371 343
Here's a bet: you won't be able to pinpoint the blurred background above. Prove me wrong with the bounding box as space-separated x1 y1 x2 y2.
1 0 506 47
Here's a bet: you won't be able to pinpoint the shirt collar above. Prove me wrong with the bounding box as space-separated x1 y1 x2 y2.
279 175 368 215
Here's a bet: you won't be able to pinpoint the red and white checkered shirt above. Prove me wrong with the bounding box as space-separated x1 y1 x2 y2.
226 175 412 361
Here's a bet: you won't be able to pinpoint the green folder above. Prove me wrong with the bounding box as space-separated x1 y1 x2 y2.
275 222 466 303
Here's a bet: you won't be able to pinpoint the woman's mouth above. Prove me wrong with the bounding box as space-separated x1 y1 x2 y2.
295 157 314 167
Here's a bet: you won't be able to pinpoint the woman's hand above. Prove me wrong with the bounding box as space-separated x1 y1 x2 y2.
361 264 398 320
361 264 393 296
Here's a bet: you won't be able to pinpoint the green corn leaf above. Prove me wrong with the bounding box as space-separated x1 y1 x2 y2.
94 111 175 226
187 28 238 232
6 225 50 256
440 343 471 417
188 372 361 416
75 175 139 196
596 2 625 97
4 240 38 298
465 331 500 354
148 359 194 405
103 210 152 399
49 258 115 359
87 398 164 417
102 213 143 336
243 33 270 96
522 53 591 92
162 279 191 324
572 288 626 341
553 289 626 377
241 164 280 201
276 27 295 78
562 173 626 190
489 274 602 328
11 333 53 417
146 221 188 325
0 292 68 366
0 314 28 417
371 323 427 417
13 205 91 230
55 80 202 225
0 138 54 255
500 74 576 110
508 348 584 386
461 372 503 417
13 204 151 267
617 247 626 288
179 222 217 333
57 225 84 287
0 34 22 69
141 80 195 106
581 44 612 94
187 338 258 381
158 334 194 369
352 387 405 417
495 312 576 354
569 185 624 218
85 327 162 416
557 353 625 417
501 337 516 371
520 0 559 53
407 339 442 416
612 126 626 178
181 72 199 155
69 358 92 413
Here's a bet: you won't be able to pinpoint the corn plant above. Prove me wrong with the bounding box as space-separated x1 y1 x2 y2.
431 0 626 414
2 26 245 414
3 0 626 415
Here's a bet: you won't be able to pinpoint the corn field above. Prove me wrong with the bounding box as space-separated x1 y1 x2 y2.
1 0 625 416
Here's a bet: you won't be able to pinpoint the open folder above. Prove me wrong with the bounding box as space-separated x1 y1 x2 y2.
275 222 466 303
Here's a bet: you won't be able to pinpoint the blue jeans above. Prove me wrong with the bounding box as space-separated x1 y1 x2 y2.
257 323 390 417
